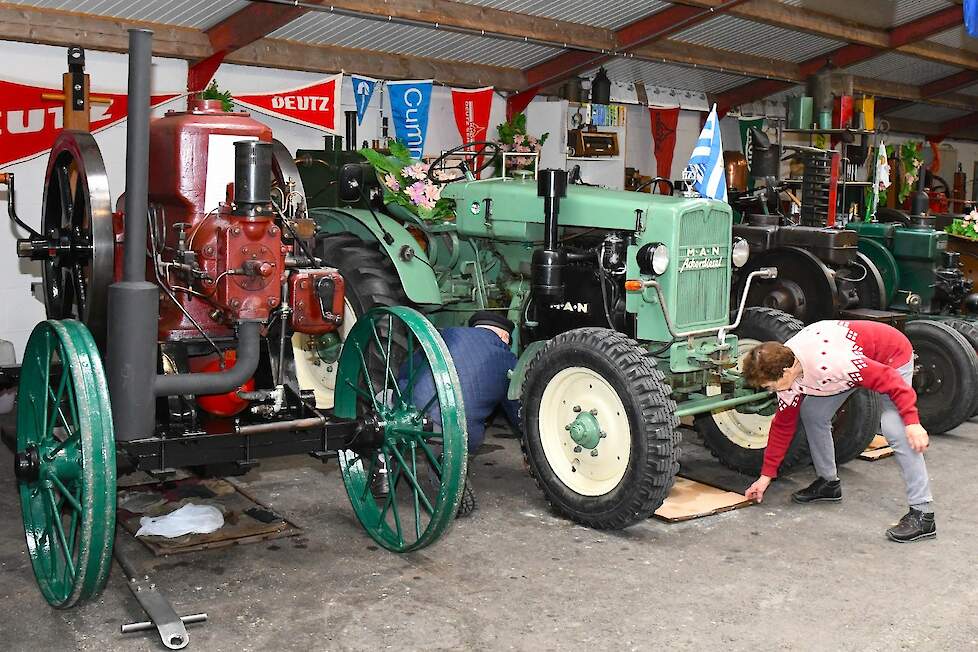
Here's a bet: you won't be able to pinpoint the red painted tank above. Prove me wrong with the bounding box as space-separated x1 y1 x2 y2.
147 99 277 339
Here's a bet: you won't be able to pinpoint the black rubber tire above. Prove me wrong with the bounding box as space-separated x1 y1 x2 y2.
694 307 810 475
315 233 413 400
521 328 679 530
906 319 978 434
943 318 978 417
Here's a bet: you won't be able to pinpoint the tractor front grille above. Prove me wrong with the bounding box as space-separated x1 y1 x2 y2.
675 208 730 329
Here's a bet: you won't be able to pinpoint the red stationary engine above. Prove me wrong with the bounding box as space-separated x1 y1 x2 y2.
115 98 344 415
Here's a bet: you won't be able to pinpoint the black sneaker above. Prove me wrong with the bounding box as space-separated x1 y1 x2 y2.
791 477 842 504
886 508 936 543
456 479 477 519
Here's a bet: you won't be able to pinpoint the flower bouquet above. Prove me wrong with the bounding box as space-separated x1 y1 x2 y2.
358 140 454 222
494 112 548 173
946 207 978 240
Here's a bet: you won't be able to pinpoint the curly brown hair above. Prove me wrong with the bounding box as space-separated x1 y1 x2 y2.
742 342 796 388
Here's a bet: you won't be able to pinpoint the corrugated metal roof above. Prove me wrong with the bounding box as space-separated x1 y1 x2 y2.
887 102 971 122
778 0 955 29
671 14 842 62
927 26 978 53
269 12 561 68
600 57 750 94
453 0 671 30
9 0 248 29
843 51 962 85
956 81 978 97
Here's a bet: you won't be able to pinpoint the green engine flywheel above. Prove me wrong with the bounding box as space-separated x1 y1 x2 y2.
15 319 116 608
334 306 468 553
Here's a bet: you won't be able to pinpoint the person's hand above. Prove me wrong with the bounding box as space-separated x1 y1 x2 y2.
745 475 773 503
906 423 929 453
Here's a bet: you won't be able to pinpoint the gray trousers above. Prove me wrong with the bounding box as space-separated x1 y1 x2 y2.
799 360 934 512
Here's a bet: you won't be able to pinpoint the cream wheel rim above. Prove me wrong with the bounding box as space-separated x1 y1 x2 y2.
292 298 356 409
705 338 774 449
538 366 630 496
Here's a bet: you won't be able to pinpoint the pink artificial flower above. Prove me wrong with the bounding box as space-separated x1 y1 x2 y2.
513 134 525 145
403 162 430 180
423 182 442 203
406 180 428 206
383 173 401 192
968 208 978 223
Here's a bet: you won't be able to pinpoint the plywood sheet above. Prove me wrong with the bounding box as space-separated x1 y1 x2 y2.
654 477 751 522
859 434 894 461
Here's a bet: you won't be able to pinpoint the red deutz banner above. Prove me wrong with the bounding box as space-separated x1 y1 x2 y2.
232 75 343 133
0 79 179 167
451 86 494 176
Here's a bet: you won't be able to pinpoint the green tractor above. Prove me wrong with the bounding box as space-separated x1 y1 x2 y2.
293 141 879 529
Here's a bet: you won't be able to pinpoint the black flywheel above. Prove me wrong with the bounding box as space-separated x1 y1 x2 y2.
37 131 114 348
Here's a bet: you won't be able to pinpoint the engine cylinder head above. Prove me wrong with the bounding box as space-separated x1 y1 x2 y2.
233 140 273 212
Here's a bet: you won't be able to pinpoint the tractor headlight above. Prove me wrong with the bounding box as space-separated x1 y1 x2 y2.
651 243 670 275
638 242 670 276
732 237 750 268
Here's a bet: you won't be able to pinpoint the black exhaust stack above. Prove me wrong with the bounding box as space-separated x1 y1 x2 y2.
533 169 568 299
107 29 159 441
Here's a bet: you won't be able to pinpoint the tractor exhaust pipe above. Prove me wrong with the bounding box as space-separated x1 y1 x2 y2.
533 168 567 299
107 28 160 441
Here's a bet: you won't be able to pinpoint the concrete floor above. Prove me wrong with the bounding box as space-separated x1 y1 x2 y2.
2 422 977 652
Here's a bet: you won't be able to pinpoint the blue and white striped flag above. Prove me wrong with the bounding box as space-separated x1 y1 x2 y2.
685 104 727 202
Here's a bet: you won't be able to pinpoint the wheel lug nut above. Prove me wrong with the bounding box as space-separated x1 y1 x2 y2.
590 449 599 457
565 424 571 431
599 431 607 438
590 408 598 415
573 445 582 453
573 406 581 413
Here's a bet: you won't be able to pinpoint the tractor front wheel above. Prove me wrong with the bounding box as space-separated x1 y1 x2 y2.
521 328 679 529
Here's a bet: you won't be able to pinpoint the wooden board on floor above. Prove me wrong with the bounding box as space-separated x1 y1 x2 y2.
118 477 300 555
859 434 894 461
653 477 752 523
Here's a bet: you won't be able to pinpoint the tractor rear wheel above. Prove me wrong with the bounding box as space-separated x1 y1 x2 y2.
695 307 809 475
943 318 978 417
905 319 978 434
521 328 679 529
293 234 410 409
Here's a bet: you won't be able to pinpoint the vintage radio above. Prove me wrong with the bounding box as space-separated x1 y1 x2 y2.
567 128 619 157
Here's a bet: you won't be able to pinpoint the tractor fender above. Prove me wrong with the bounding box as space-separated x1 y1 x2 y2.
508 340 548 401
309 207 443 306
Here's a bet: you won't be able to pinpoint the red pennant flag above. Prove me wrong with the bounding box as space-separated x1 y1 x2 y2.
233 75 343 134
451 86 494 177
0 79 179 167
649 107 680 194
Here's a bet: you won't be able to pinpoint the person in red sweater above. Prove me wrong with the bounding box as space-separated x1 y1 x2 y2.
742 320 935 542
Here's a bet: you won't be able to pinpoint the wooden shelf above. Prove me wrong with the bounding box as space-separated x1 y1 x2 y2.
567 156 621 161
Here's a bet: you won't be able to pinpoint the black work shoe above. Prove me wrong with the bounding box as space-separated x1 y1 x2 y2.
886 508 936 543
456 479 477 519
791 477 842 504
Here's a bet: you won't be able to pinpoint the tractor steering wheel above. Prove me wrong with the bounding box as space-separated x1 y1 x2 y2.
426 141 501 185
635 177 674 195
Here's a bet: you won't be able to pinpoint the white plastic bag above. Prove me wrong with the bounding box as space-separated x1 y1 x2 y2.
135 503 224 538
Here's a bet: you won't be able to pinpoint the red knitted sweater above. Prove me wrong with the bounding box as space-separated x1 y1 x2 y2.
761 320 918 478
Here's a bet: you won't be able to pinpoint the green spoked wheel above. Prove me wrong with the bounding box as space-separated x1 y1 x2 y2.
334 306 467 552
14 319 115 608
